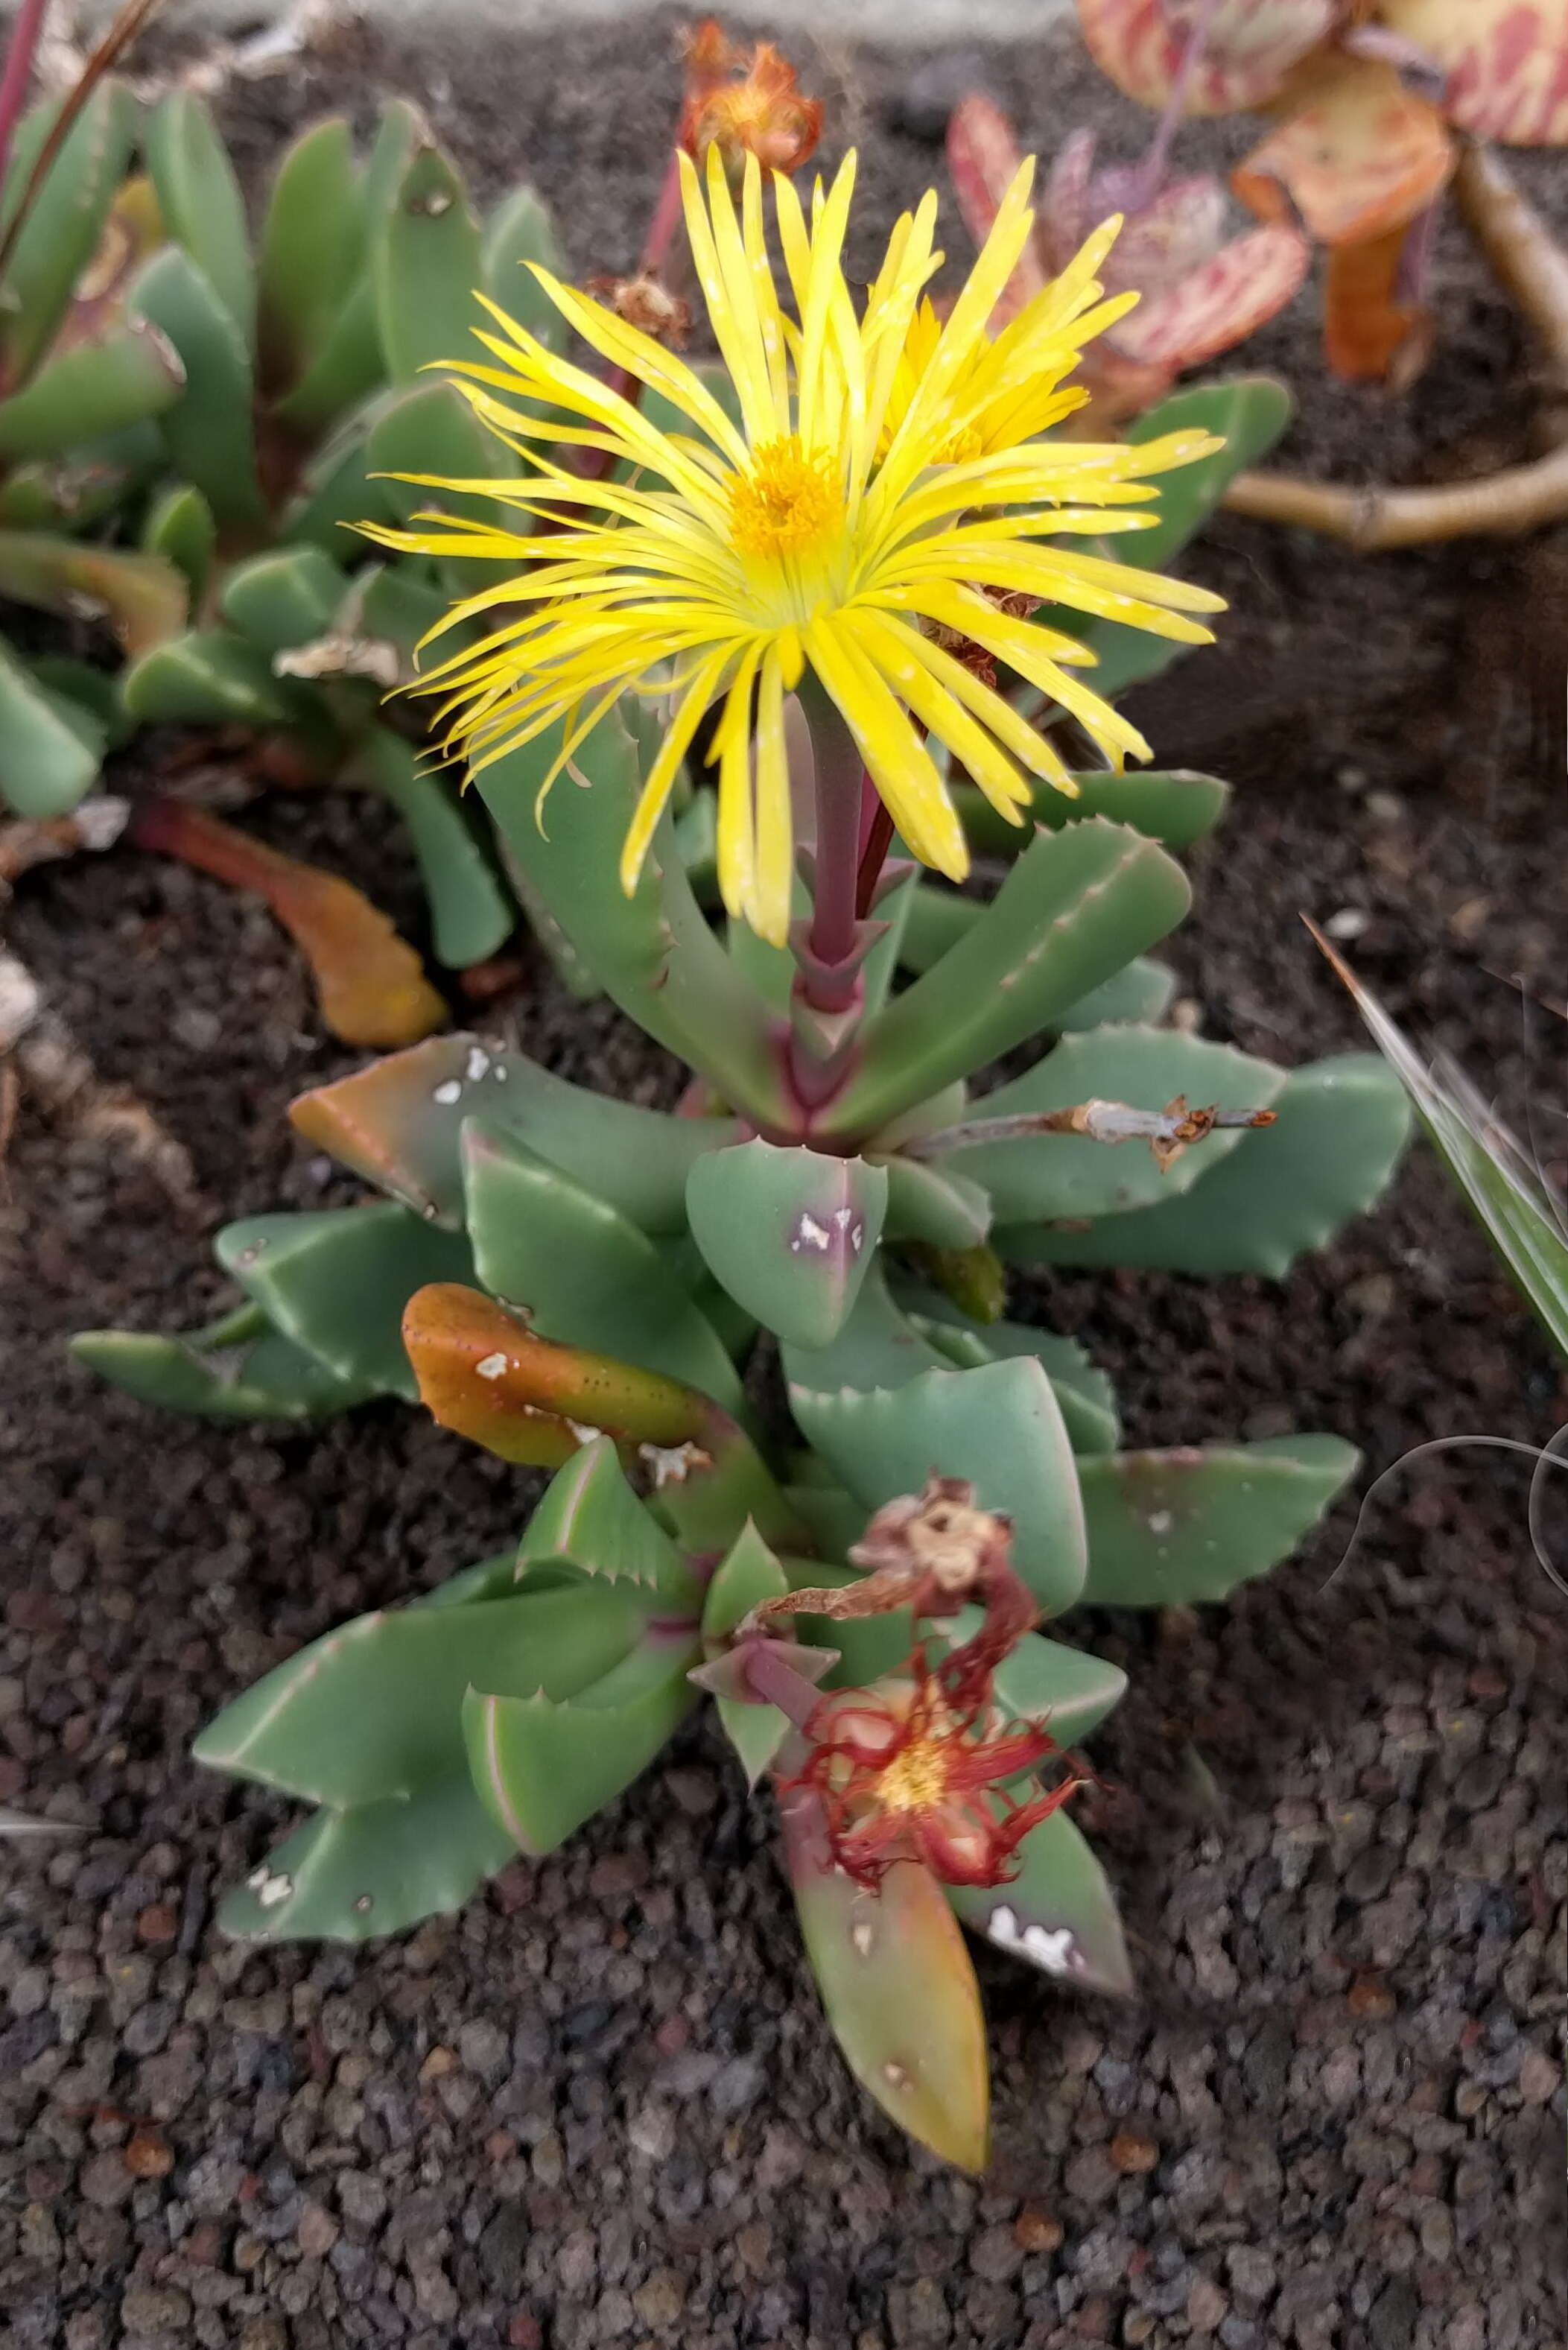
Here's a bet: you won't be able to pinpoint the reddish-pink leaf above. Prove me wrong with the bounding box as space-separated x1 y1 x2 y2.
945 94 1049 323
1110 219 1312 367
1232 58 1453 245
1076 0 1337 115
129 798 447 1048
1040 129 1097 265
1098 173 1229 300
1383 0 1568 145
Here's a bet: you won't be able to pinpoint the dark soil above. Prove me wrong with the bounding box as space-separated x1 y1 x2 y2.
2 13 1567 2350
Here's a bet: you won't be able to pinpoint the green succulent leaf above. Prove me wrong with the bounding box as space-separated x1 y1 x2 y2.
217 1772 515 1944
1076 1434 1358 1606
346 728 512 969
220 546 350 655
282 407 395 548
823 821 1191 1141
25 655 133 750
1039 381 1292 702
129 245 267 530
701 1521 795 1785
787 1285 1088 1614
0 81 139 382
367 379 519 518
952 769 1231 857
464 1631 701 1857
270 101 420 434
685 1141 888 1351
215 1203 474 1402
197 1581 641 1807
880 1156 991 1250
292 1031 735 1235
141 483 216 604
121 630 321 732
899 1290 1121 1456
70 1299 372 1421
482 183 565 344
0 321 183 461
256 115 363 391
463 1121 748 1416
474 709 785 1128
1056 955 1175 1033
986 1624 1126 1746
145 90 256 349
518 1436 703 1609
356 563 446 656
941 1026 1286 1224
784 1799 989 2173
1001 1055 1412 1276
895 884 980 977
948 1806 1134 1997
0 636 101 814
374 142 485 386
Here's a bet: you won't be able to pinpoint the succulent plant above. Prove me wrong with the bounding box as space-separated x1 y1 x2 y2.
74 124 1415 2170
948 92 1309 422
0 77 577 1012
1076 0 1568 379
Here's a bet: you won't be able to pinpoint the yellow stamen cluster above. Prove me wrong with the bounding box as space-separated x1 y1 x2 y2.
728 435 842 559
874 1724 957 1814
368 147 1225 946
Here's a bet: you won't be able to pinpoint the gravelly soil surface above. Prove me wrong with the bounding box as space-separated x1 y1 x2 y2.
2 12 1567 2350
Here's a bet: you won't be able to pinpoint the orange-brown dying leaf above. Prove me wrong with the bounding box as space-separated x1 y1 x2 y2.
403 1282 714 1463
1234 57 1453 246
1321 223 1431 379
128 799 445 1048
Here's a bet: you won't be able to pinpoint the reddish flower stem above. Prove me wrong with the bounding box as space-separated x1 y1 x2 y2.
641 146 686 280
577 149 691 480
854 789 895 919
0 0 49 193
1125 0 1220 215
797 678 865 1014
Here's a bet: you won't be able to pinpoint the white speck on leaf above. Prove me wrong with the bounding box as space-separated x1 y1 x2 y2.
475 1352 508 1381
465 1046 491 1083
433 1079 463 1106
791 1212 831 1253
1149 1510 1172 1535
989 1904 1079 1976
640 1440 710 1486
255 1871 293 1910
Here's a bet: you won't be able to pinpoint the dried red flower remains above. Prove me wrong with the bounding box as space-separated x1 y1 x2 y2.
678 20 822 179
784 1652 1085 1894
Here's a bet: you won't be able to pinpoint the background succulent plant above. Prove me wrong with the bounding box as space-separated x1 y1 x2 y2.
0 78 580 1014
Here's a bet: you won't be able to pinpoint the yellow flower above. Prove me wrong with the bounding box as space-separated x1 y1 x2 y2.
371 148 1225 947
